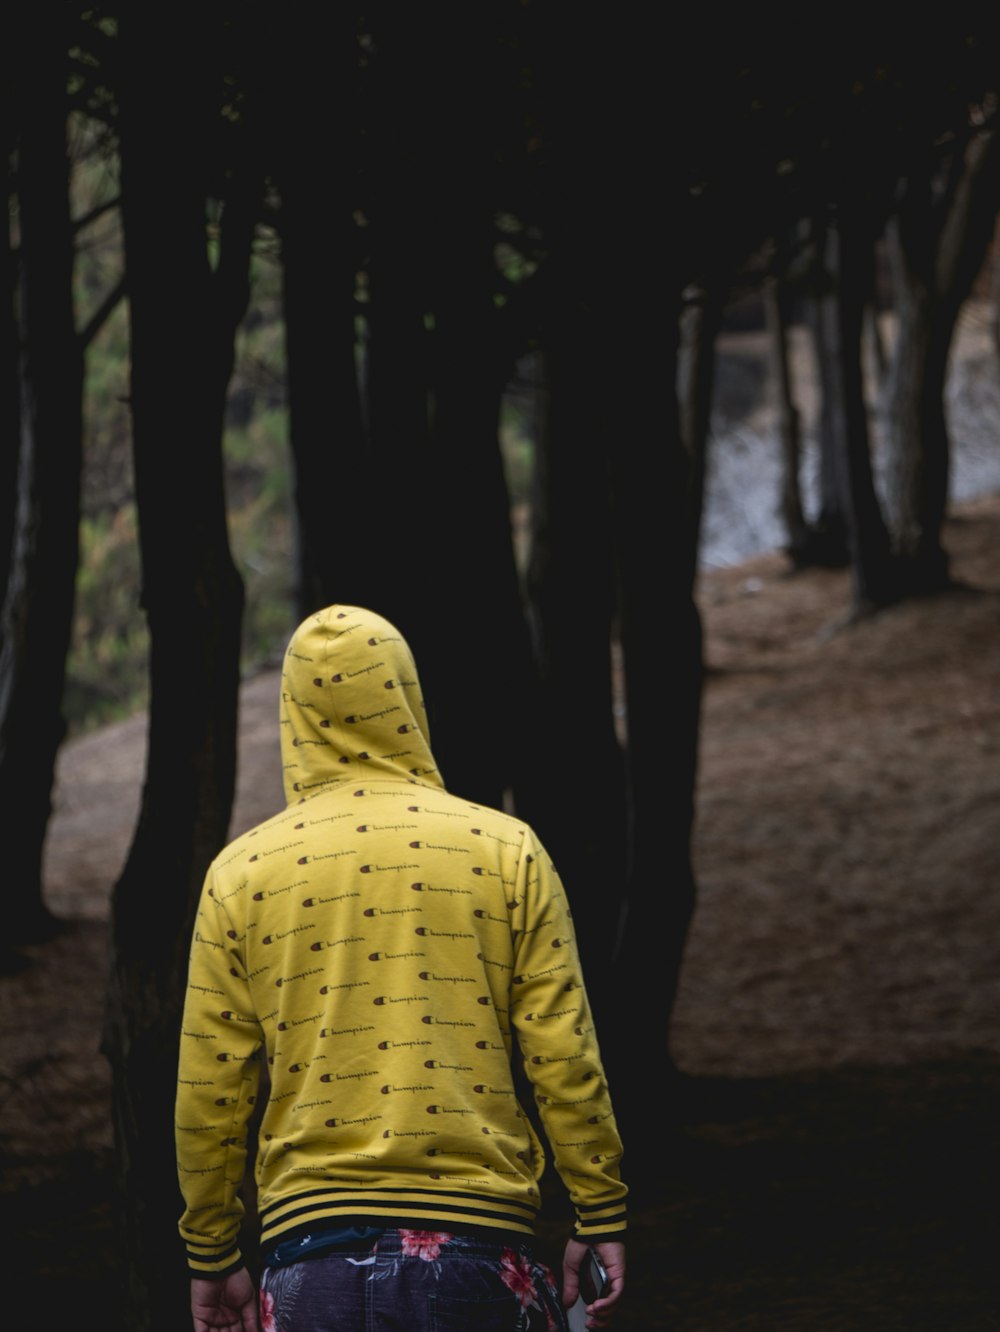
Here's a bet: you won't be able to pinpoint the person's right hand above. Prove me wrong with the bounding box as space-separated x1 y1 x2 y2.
561 1238 625 1327
191 1267 260 1332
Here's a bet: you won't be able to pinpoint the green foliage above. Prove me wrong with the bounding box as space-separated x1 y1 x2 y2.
498 397 534 509
66 208 296 736
68 144 138 735
66 505 148 732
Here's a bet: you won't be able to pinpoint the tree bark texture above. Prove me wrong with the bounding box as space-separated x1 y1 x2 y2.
512 14 706 1134
0 21 83 947
104 18 254 1330
677 281 724 567
812 215 897 610
764 276 809 561
884 123 1000 590
340 11 537 812
267 17 369 623
522 291 627 995
604 277 703 1143
0 107 18 627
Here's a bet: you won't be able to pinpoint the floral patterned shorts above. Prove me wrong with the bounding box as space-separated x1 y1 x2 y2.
260 1228 569 1331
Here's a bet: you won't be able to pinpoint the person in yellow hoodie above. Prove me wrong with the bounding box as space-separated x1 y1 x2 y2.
176 605 626 1331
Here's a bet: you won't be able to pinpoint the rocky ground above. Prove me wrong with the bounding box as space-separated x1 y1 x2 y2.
2 304 999 1329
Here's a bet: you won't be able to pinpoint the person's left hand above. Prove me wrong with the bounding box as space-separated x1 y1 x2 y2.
562 1238 625 1327
191 1267 260 1332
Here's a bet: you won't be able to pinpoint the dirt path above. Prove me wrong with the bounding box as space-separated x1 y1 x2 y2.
3 495 1000 1329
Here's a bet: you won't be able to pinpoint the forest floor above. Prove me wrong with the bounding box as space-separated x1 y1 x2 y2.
2 483 999 1329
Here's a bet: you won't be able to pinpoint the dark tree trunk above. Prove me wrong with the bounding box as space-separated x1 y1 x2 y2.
796 218 852 571
803 281 852 568
103 18 254 1330
884 123 1000 591
281 196 366 620
0 23 83 949
764 276 810 563
355 11 536 810
418 207 536 810
604 272 703 1144
348 16 431 634
677 280 723 563
521 286 627 994
269 18 368 622
515 10 629 997
408 15 537 812
518 13 702 1135
812 213 897 611
0 106 18 624
883 214 942 585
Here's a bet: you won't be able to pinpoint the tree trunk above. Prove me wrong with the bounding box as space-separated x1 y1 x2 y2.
104 18 253 1329
764 275 810 562
884 123 1000 591
604 270 703 1144
419 209 536 810
519 11 702 1136
348 14 431 634
802 282 851 569
813 213 897 611
0 103 18 629
0 22 83 949
354 11 538 811
407 16 537 811
883 216 943 586
522 290 627 994
677 280 723 564
269 18 368 622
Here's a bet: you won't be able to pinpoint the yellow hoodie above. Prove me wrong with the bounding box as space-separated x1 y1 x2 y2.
176 605 626 1277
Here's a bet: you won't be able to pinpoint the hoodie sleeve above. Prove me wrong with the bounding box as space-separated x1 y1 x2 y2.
175 865 263 1277
509 827 627 1241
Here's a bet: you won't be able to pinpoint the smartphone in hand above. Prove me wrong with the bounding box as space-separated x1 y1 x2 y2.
568 1249 610 1330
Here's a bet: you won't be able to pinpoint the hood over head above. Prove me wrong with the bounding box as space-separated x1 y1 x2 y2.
279 605 444 806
